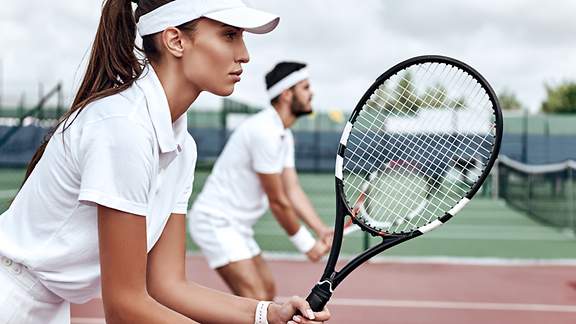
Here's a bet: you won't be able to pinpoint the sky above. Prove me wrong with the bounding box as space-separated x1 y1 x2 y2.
1 0 575 113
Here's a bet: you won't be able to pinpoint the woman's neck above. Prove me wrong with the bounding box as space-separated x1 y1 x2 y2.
151 61 201 122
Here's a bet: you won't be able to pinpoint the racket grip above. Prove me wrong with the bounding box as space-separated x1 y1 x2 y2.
305 282 333 312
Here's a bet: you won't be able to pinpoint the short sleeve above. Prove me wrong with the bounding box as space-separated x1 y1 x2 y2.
284 130 295 169
173 178 193 214
251 130 285 174
77 118 155 216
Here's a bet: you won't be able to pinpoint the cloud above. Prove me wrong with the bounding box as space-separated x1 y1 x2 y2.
228 0 576 112
1 0 574 112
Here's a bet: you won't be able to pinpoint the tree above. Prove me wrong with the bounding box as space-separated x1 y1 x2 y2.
422 83 447 108
498 89 523 111
541 81 576 113
394 72 422 114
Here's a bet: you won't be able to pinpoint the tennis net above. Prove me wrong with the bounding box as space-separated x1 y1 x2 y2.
498 155 576 233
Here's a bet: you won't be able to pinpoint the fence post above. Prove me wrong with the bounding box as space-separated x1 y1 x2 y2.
56 83 64 118
569 166 575 235
492 158 500 199
363 231 370 251
521 110 528 163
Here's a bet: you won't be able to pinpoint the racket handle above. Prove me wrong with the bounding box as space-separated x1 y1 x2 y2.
305 281 333 312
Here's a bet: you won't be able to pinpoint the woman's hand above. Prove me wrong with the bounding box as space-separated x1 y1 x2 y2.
268 296 331 324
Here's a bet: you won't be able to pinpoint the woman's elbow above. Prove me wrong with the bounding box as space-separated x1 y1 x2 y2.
147 277 185 303
102 290 149 323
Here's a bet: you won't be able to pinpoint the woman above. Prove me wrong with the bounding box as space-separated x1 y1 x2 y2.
0 0 331 323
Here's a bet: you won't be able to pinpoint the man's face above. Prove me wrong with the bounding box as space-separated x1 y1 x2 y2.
289 79 314 117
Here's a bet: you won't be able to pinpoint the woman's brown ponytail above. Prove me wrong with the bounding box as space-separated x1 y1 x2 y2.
24 0 143 182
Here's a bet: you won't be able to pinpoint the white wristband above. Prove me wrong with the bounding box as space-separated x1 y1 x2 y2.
255 301 272 324
289 226 316 253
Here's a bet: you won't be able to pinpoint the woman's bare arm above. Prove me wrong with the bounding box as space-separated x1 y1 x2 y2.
97 206 196 324
146 214 331 324
146 213 256 323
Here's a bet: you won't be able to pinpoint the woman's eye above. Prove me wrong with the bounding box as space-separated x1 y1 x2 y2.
225 31 237 40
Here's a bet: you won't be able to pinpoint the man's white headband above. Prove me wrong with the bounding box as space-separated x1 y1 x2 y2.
136 0 279 36
267 68 310 100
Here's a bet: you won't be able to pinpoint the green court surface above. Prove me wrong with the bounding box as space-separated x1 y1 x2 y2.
2 168 575 260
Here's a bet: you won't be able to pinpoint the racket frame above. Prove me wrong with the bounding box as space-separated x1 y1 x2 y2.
306 55 503 311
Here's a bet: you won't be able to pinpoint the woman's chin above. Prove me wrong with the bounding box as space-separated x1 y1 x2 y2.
210 86 235 97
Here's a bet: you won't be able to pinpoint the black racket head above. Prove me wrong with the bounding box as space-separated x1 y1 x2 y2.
335 55 503 237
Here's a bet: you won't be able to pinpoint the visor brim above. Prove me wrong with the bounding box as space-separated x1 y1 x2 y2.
204 7 280 34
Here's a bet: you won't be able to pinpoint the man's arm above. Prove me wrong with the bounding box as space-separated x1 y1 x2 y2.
281 167 333 244
258 173 328 261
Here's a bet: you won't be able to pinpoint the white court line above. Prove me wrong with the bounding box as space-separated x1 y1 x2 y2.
241 251 576 266
251 226 574 241
71 296 576 322
71 319 105 324
275 297 576 313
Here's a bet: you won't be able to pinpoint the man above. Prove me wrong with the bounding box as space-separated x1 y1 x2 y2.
188 62 332 300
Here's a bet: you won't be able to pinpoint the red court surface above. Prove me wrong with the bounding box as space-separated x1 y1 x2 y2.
71 255 576 324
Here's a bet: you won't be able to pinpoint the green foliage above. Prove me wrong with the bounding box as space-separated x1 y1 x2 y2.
541 81 576 113
394 72 422 114
422 83 447 108
498 89 523 111
450 96 467 110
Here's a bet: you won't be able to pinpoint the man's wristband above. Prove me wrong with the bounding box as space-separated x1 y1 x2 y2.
289 226 316 253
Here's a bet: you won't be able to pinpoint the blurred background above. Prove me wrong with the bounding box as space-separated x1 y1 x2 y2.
1 1 576 322
1 0 575 258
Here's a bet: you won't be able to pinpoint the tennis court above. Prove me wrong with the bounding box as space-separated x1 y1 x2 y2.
2 167 576 323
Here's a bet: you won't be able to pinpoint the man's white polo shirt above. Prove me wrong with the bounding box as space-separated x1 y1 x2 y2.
0 65 196 303
190 108 294 229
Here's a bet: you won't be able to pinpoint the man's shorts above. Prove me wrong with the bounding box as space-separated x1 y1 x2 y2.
188 210 261 269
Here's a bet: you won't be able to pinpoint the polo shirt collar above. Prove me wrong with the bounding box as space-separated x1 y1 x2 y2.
268 107 287 132
136 65 187 154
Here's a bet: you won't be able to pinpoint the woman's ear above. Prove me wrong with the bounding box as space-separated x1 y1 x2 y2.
161 27 185 58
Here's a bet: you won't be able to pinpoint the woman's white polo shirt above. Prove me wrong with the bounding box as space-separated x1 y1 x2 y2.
0 65 196 303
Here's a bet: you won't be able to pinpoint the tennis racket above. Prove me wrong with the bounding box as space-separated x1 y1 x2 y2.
304 55 503 311
343 160 431 235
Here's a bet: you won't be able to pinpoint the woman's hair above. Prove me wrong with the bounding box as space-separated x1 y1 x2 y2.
23 0 197 183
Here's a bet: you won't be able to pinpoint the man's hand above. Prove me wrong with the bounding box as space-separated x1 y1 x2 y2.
317 227 334 248
305 240 329 262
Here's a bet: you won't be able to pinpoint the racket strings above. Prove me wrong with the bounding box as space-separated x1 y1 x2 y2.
356 67 496 230
349 117 493 198
366 74 492 230
342 62 497 233
368 63 490 184
366 165 429 224
366 165 427 216
355 63 491 189
346 129 479 196
349 69 488 206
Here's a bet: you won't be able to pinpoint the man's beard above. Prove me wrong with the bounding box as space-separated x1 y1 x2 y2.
290 97 313 118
